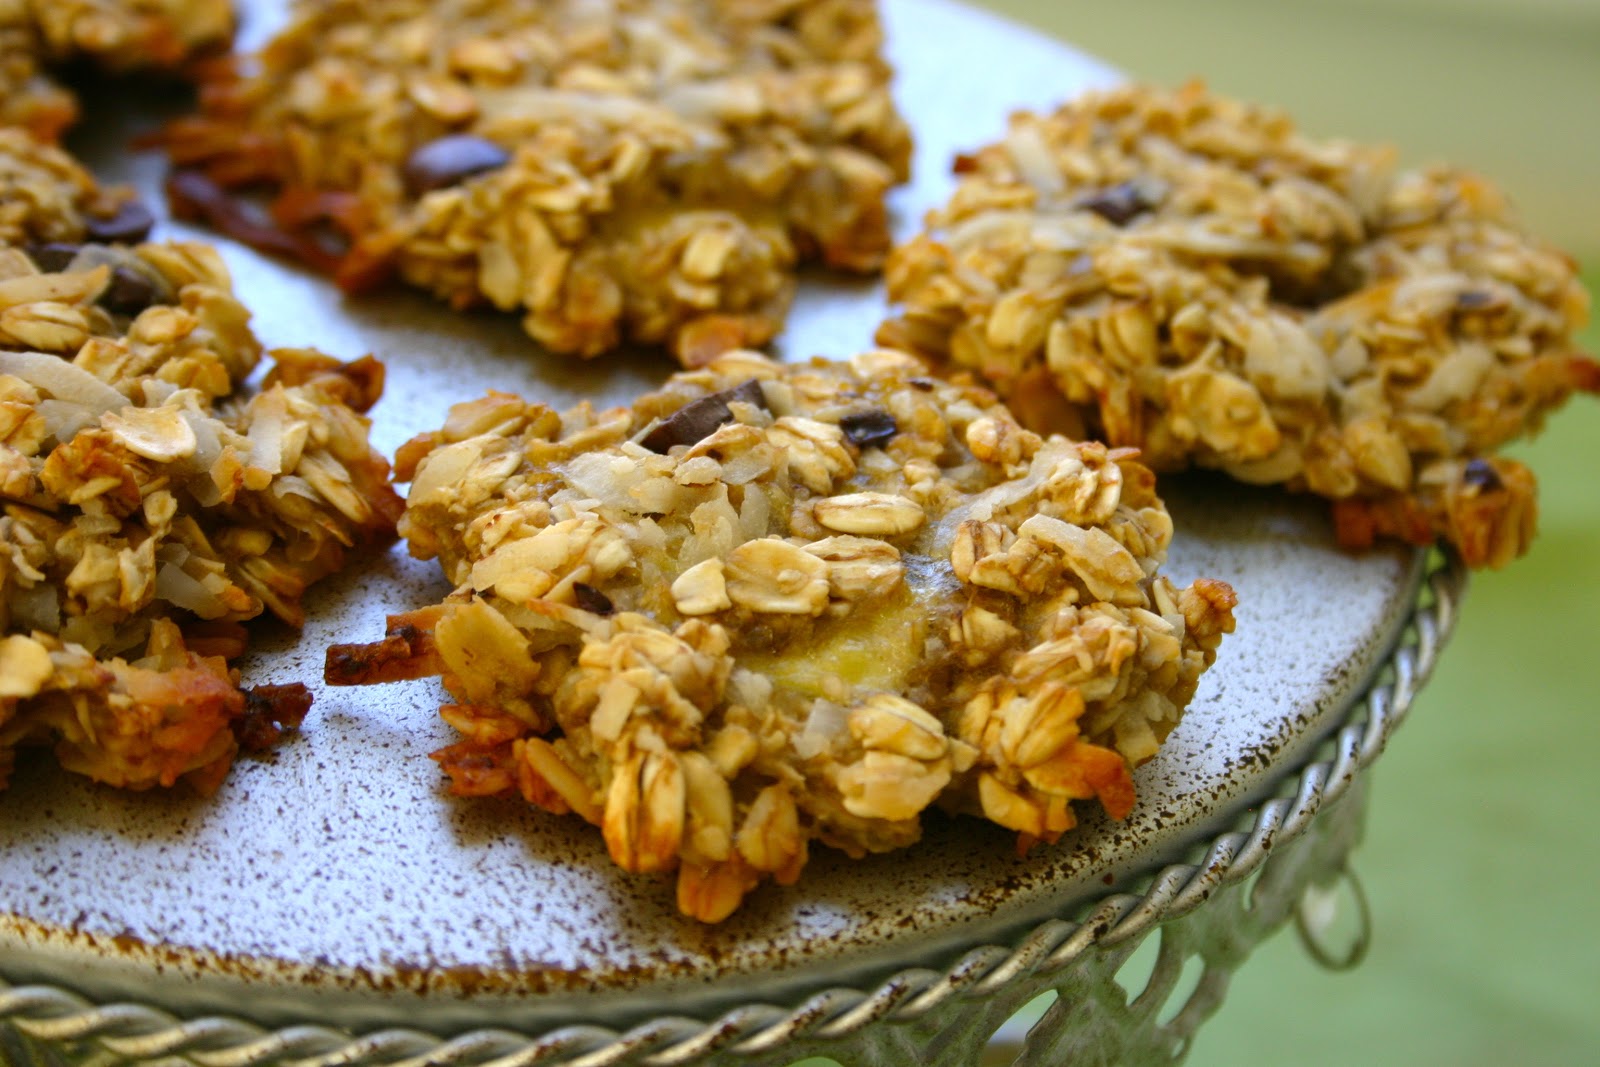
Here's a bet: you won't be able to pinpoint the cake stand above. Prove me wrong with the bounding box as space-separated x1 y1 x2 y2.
0 1 1466 1063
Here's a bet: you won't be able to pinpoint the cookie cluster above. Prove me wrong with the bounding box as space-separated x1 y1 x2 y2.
11 3 1591 925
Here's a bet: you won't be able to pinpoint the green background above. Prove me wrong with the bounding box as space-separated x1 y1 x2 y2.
963 2 1600 1063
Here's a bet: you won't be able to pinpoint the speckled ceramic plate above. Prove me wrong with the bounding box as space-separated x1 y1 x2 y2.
0 0 1421 1039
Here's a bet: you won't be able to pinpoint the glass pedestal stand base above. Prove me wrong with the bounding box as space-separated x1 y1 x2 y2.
0 552 1462 1067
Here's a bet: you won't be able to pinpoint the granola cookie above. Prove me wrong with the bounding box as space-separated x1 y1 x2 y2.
161 0 913 364
327 350 1236 921
0 126 403 793
877 82 1598 568
1 0 234 140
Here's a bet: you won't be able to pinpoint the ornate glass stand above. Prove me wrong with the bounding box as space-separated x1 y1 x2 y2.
0 552 1464 1067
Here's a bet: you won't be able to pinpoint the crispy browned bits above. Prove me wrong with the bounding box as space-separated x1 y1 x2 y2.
160 0 914 364
877 82 1599 569
0 0 235 140
329 349 1236 921
0 126 404 794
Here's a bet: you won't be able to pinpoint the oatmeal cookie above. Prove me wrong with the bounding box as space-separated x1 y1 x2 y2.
877 82 1598 568
327 349 1235 921
0 126 403 793
161 0 913 364
1 0 234 140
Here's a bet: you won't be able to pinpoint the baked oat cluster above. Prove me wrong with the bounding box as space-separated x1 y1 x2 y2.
878 82 1598 568
0 126 403 793
1 0 233 140
162 0 914 364
327 350 1236 921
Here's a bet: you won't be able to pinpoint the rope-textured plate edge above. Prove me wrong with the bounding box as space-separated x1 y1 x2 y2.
0 551 1466 1067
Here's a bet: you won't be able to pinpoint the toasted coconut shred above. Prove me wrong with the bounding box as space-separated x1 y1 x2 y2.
877 82 1599 568
0 125 402 794
329 351 1236 921
160 0 913 364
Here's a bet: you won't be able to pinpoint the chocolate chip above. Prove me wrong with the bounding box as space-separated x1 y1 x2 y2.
838 409 898 449
1454 290 1497 311
573 583 614 616
100 265 164 316
1462 458 1503 492
1076 181 1157 227
84 199 155 244
907 377 937 392
25 242 170 314
27 242 82 272
402 135 512 197
641 379 768 453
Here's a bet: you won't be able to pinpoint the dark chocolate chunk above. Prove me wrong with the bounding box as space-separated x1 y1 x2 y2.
84 199 155 244
641 378 768 453
403 135 512 197
573 583 615 616
100 265 164 316
1076 181 1157 227
25 242 170 314
1462 458 1503 492
26 242 81 272
1454 289 1497 311
838 409 898 449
